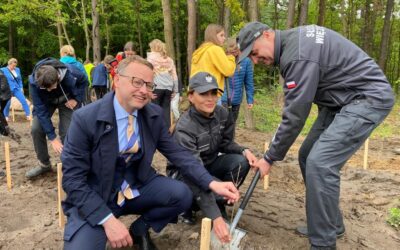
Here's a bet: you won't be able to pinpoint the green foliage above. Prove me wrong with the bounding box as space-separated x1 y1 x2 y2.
387 207 400 229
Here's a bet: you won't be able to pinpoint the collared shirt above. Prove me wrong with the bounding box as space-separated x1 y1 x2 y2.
113 95 140 152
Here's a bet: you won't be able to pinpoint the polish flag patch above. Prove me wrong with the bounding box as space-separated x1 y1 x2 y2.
286 81 297 89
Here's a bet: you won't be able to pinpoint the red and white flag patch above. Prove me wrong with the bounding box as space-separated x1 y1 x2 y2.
286 81 297 89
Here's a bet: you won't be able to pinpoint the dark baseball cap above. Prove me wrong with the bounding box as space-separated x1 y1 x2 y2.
189 72 222 94
237 22 271 63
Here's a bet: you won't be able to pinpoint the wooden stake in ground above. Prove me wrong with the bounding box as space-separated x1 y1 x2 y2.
11 107 15 122
363 138 370 170
57 163 66 228
200 217 212 250
5 141 11 190
264 142 269 190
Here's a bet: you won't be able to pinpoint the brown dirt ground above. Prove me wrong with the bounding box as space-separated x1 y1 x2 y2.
0 115 400 250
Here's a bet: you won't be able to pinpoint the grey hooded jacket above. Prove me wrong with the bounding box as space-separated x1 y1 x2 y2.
265 25 394 162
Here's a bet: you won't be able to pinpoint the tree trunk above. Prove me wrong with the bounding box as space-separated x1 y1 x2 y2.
134 0 144 57
187 0 197 74
216 0 224 25
56 0 71 46
91 0 101 63
223 6 230 37
101 0 110 55
286 0 296 28
340 0 348 38
378 0 394 71
8 22 15 57
174 0 182 88
161 0 175 59
245 0 258 130
317 0 326 26
248 0 258 22
299 0 309 26
55 0 64 49
81 0 91 61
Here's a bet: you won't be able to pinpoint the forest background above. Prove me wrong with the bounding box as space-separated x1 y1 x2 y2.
0 0 399 133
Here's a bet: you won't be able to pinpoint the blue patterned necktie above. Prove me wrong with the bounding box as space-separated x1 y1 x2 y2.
117 115 140 207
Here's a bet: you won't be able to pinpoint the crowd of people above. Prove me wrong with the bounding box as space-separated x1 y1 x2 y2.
0 21 396 250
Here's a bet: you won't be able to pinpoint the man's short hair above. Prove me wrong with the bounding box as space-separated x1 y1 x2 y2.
35 65 59 89
117 55 154 75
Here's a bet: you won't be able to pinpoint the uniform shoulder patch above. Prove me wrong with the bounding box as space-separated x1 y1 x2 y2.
286 81 297 89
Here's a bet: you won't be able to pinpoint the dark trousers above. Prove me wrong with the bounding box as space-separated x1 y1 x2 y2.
181 154 250 219
152 89 172 127
0 99 9 135
94 86 107 100
64 175 192 249
298 100 392 246
31 101 73 166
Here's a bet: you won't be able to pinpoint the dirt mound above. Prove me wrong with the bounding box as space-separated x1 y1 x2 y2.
1 123 399 249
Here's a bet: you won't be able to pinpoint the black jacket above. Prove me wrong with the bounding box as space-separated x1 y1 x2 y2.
173 105 244 166
0 71 11 101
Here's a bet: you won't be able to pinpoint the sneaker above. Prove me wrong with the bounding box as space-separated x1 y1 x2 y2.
296 225 345 238
26 164 52 179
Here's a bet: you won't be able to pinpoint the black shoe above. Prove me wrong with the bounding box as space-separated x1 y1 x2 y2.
129 230 158 250
310 245 336 250
296 225 345 238
217 202 229 221
0 170 5 178
180 210 196 225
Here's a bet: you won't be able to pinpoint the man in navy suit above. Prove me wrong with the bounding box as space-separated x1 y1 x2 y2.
61 55 239 250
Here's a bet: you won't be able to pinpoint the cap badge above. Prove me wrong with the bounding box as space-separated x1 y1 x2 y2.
205 75 213 83
254 31 261 38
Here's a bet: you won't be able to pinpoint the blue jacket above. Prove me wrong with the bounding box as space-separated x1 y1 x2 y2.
0 66 23 91
60 56 87 77
221 57 254 106
29 58 88 140
61 92 214 238
91 63 109 87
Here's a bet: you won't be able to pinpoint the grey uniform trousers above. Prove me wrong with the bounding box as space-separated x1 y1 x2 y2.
298 99 392 247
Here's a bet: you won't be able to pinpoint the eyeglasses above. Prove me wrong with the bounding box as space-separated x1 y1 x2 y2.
39 82 58 91
118 74 156 91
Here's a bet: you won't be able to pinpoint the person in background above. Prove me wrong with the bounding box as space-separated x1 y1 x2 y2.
171 82 182 122
147 39 178 127
61 56 239 249
221 38 254 129
116 41 137 62
25 57 87 179
109 41 137 82
0 58 31 121
168 72 257 243
190 24 236 103
60 45 87 76
92 55 116 100
83 59 95 103
83 59 95 87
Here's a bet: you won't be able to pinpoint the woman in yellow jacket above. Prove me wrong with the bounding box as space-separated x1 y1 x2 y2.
190 24 236 100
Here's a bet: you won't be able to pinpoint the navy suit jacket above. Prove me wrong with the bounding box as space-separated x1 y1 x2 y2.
61 92 213 233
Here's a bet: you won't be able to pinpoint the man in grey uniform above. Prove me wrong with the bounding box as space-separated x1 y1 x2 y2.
237 22 394 249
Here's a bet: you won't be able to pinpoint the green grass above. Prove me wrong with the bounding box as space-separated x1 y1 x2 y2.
387 207 400 229
237 87 400 139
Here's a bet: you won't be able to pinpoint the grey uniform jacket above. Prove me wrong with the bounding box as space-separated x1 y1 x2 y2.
266 25 395 162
